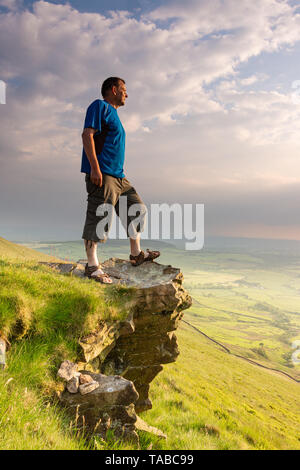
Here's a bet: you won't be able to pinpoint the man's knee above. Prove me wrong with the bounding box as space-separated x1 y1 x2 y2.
84 239 98 250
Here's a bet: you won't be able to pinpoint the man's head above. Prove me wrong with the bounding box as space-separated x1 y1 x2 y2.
101 77 127 108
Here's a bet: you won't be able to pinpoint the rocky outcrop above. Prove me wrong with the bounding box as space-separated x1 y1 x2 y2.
60 371 140 444
42 258 192 437
84 259 191 412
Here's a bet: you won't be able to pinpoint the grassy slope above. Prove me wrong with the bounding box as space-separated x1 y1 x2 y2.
1 238 299 449
0 369 90 450
0 237 59 261
143 323 300 450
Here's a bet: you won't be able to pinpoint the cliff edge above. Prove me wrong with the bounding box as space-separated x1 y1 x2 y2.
48 258 192 414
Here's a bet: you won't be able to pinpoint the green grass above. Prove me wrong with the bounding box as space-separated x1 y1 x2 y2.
0 238 139 450
2 319 299 450
0 254 134 399
0 368 90 450
142 324 300 450
0 258 133 339
0 338 141 450
1 237 300 450
0 236 57 261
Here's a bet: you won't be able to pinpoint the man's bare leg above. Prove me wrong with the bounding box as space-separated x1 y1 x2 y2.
130 235 149 258
84 240 112 283
84 239 99 266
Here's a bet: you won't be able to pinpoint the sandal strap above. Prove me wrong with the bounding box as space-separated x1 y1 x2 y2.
85 263 100 274
85 265 112 283
85 264 111 279
130 250 144 260
129 251 145 266
92 272 111 281
146 249 160 260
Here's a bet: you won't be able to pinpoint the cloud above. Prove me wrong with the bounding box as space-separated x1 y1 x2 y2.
0 0 22 11
1 0 300 240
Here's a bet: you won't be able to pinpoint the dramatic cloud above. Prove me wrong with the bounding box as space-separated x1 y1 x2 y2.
0 0 300 240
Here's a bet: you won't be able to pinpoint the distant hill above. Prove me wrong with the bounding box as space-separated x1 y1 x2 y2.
0 236 61 262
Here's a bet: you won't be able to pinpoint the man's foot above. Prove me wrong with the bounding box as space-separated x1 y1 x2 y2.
129 249 160 266
84 264 113 284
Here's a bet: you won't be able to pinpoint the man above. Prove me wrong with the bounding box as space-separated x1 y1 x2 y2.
81 77 160 283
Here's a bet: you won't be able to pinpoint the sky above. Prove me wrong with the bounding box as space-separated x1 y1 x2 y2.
0 0 300 242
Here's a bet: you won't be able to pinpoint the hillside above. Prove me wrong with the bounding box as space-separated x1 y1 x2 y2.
0 236 59 262
144 323 300 450
0 237 299 450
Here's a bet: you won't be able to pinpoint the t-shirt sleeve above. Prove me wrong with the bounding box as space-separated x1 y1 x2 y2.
83 100 102 131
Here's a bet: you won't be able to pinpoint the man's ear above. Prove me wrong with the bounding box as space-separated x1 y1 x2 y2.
111 85 117 96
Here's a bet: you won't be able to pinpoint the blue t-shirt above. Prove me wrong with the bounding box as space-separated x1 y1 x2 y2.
81 99 125 178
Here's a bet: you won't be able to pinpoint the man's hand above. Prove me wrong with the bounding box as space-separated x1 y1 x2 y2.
91 167 103 187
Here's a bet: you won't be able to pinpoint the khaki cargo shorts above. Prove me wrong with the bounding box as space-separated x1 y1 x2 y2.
82 173 147 242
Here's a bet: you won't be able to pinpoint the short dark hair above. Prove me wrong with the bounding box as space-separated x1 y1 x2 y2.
101 77 125 98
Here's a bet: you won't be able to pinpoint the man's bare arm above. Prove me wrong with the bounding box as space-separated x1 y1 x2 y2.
82 128 102 186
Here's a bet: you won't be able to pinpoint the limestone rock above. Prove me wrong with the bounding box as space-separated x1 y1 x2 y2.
79 381 99 395
79 374 94 384
79 322 120 363
67 376 79 394
57 360 78 381
60 372 140 443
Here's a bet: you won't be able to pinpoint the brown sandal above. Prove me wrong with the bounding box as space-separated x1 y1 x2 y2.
84 264 112 284
129 249 160 267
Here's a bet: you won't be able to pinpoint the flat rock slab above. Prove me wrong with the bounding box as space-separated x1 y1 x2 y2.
100 258 182 288
39 258 183 288
79 381 99 395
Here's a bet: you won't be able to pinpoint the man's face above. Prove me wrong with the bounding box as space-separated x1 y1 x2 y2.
114 81 128 106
